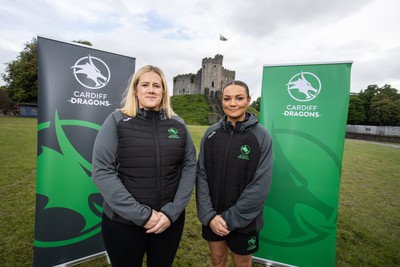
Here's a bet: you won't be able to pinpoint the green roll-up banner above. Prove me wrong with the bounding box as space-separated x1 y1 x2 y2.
254 62 352 267
35 36 135 266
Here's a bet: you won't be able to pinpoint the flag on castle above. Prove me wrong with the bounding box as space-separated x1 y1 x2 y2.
220 34 228 41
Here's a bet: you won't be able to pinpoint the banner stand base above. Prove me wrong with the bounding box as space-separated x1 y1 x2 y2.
53 251 108 267
252 256 298 267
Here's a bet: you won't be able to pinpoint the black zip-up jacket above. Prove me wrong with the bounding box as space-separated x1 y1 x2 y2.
196 112 273 234
92 109 197 226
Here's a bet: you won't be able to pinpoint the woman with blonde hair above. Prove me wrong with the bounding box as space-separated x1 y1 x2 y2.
119 65 175 118
92 65 197 267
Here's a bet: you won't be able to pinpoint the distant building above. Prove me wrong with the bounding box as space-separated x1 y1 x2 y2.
19 103 38 117
173 54 235 96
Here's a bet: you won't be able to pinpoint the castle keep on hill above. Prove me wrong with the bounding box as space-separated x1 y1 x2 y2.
173 54 235 96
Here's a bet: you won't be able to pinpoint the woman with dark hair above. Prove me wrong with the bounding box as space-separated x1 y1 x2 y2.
92 65 196 267
196 80 273 267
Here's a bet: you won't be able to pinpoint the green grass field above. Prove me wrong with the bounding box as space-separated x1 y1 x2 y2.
0 116 399 266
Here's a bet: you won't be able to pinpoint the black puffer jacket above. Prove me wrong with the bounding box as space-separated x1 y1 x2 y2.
196 112 273 234
117 109 187 211
92 109 197 226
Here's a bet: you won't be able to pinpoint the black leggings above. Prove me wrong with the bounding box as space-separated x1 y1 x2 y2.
101 211 185 267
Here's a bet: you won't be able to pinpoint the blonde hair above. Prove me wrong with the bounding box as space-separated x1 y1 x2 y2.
119 65 175 118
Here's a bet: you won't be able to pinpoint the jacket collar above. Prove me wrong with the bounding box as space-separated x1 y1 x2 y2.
219 112 258 133
136 108 167 120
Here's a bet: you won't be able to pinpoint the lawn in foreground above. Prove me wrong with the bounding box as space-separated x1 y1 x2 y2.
0 116 399 266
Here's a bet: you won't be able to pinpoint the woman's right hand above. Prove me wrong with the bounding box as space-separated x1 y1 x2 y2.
144 210 161 229
209 215 230 236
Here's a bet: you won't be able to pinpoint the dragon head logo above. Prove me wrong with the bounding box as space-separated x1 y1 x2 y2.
248 236 257 246
168 127 178 135
287 71 321 102
35 111 103 248
240 145 251 155
238 144 251 160
167 127 180 139
71 55 111 89
261 127 338 247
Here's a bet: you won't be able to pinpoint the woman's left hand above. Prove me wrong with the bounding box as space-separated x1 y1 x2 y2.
146 212 171 234
209 215 230 236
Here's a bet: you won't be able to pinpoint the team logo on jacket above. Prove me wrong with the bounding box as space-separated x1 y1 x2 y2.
168 127 180 139
247 236 257 251
238 144 251 160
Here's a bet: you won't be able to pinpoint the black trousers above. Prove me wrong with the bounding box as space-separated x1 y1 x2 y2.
101 211 185 267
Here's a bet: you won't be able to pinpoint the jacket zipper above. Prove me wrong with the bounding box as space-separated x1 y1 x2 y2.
219 130 234 212
152 115 162 210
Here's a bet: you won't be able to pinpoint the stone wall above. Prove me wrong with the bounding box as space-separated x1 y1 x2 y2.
346 125 400 137
173 73 200 95
346 125 400 143
173 54 235 96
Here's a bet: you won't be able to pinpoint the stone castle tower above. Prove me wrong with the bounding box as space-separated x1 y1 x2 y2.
173 54 235 96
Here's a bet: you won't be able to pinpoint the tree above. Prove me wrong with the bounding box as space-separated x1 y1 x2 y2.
395 99 400 126
250 97 261 112
368 94 398 126
72 40 93 46
2 38 38 103
0 86 15 114
354 84 400 126
347 95 366 124
358 84 378 123
380 84 400 101
1 38 93 104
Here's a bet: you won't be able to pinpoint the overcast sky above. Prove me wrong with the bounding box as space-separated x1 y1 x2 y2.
1 0 399 98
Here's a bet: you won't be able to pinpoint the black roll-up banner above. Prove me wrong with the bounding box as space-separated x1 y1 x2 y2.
35 36 135 266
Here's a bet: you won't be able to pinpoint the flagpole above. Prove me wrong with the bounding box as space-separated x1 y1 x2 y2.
218 34 228 55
